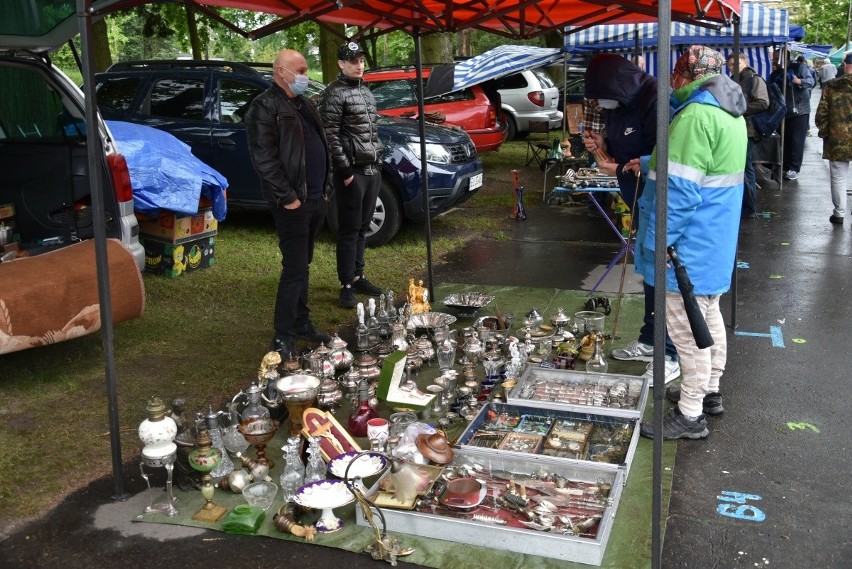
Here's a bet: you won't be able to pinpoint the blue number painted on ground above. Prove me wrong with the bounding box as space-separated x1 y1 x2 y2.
717 491 766 522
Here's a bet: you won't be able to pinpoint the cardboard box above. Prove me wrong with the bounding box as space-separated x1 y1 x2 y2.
0 202 15 221
143 235 215 277
138 207 217 243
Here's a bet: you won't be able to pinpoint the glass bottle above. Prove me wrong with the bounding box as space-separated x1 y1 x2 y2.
437 328 457 371
348 379 379 438
303 436 326 484
391 320 408 351
279 436 305 503
586 334 609 374
367 298 380 346
240 383 271 422
222 401 250 455
204 406 234 478
356 302 371 351
377 294 391 339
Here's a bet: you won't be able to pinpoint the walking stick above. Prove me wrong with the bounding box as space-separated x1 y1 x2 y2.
609 173 641 340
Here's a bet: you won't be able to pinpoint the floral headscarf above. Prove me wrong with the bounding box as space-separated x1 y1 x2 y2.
673 45 724 81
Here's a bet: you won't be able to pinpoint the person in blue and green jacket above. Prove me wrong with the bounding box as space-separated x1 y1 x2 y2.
631 45 747 441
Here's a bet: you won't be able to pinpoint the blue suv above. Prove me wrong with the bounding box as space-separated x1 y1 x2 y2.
94 60 484 246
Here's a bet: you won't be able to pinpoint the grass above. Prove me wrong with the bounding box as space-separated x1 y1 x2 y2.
0 140 547 533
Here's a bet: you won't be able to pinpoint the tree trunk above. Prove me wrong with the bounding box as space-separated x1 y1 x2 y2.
319 23 346 84
457 30 471 58
92 19 112 73
186 4 202 60
421 33 453 64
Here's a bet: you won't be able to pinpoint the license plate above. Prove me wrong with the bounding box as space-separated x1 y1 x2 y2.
469 173 483 191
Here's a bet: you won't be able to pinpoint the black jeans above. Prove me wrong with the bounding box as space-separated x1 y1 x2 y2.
269 197 327 340
335 169 380 285
637 282 678 358
783 113 809 173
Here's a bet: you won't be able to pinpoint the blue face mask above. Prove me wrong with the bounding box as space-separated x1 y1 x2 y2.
288 74 310 96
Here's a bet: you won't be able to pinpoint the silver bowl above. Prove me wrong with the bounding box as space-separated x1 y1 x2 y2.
407 312 457 330
442 292 495 317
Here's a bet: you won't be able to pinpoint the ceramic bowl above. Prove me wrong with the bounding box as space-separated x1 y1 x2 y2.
242 480 278 511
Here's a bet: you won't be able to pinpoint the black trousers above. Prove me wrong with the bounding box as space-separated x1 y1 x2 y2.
783 113 809 173
335 169 380 285
269 197 327 340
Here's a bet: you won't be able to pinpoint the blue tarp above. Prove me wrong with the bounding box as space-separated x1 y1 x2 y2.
106 120 228 221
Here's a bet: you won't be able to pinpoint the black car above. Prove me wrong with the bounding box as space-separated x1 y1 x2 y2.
95 60 484 246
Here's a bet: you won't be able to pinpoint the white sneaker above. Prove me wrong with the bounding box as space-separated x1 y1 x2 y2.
643 358 681 386
784 169 798 180
611 340 654 362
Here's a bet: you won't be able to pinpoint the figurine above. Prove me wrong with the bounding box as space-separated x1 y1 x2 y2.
408 278 431 314
166 397 188 433
258 351 282 387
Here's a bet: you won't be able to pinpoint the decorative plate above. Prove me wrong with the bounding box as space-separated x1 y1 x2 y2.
327 451 387 479
293 479 355 510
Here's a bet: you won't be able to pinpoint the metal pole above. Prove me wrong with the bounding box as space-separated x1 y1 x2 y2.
77 0 126 501
653 2 672 568
412 32 435 301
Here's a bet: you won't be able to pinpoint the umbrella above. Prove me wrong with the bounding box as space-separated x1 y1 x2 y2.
666 246 714 349
423 45 567 99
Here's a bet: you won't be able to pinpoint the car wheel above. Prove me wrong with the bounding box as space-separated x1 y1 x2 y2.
325 179 402 247
506 114 518 141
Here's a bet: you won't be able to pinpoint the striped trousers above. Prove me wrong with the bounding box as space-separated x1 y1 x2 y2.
665 292 728 417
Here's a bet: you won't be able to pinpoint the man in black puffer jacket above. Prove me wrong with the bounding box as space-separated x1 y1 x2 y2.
245 48 333 357
319 40 385 309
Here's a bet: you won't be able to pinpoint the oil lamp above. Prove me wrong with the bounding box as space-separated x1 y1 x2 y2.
138 396 178 516
188 428 227 522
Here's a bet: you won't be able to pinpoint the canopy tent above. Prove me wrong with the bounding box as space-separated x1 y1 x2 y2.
563 2 788 78
828 42 852 64
787 42 834 61
423 45 567 99
14 3 741 567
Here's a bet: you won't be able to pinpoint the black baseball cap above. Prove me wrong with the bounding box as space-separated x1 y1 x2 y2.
337 41 365 61
845 52 852 65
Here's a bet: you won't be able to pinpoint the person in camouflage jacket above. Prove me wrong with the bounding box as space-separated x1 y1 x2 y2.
816 52 852 225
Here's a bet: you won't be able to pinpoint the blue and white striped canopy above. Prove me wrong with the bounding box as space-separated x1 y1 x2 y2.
563 3 789 78
424 45 567 98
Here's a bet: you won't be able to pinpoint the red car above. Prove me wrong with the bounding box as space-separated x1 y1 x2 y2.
363 67 508 153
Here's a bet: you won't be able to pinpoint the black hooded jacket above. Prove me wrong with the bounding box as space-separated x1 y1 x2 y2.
584 54 658 200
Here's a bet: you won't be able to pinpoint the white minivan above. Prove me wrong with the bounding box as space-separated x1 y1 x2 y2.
497 68 563 140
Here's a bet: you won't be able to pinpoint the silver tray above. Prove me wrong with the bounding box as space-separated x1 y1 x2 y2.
357 449 624 566
508 367 648 420
455 402 642 480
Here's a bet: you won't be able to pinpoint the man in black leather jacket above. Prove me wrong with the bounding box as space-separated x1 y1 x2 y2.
245 48 333 357
319 41 385 308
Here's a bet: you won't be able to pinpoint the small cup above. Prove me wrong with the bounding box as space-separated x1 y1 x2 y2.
366 418 389 450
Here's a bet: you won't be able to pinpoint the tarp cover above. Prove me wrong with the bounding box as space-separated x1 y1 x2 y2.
106 120 228 221
424 45 566 98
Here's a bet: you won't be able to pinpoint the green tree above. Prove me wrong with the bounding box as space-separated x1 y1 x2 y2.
798 0 848 47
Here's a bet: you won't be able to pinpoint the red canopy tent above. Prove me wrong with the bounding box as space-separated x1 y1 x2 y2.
77 2 741 566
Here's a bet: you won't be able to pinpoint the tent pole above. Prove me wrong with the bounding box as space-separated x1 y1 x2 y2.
412 31 434 300
653 2 673 568
77 0 126 501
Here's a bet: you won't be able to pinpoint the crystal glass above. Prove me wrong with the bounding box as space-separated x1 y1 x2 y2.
586 335 609 374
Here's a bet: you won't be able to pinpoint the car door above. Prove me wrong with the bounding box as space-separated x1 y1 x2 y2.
209 74 266 207
135 73 214 172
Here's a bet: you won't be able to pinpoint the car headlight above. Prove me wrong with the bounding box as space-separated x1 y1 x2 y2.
407 142 451 165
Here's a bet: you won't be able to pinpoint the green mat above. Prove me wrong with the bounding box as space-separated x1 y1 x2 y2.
137 284 676 568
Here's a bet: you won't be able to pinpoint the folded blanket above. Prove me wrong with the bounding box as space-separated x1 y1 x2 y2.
222 504 265 535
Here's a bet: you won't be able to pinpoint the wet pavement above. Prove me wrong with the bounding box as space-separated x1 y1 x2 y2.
1 90 850 568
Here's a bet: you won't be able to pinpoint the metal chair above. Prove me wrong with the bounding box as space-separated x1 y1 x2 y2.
525 120 551 167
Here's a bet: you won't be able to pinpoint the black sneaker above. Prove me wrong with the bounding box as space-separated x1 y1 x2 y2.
353 276 383 296
339 284 356 308
270 335 296 359
665 386 724 415
830 215 844 225
640 407 709 440
294 321 332 344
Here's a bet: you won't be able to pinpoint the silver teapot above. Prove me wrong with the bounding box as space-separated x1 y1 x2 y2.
328 333 354 371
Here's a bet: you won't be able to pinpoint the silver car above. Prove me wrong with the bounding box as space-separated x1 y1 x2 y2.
498 68 563 140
